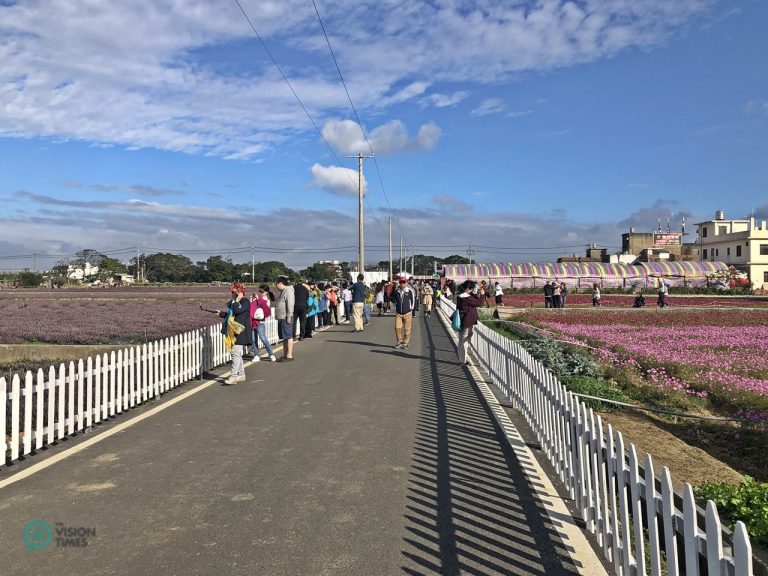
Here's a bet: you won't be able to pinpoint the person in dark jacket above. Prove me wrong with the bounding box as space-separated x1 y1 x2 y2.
216 282 252 384
457 280 485 365
293 280 310 341
543 280 554 308
392 277 415 349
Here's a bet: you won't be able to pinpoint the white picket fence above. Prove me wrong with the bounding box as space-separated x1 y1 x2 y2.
441 298 755 576
1 301 349 468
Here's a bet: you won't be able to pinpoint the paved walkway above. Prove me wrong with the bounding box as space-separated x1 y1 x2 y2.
0 312 601 575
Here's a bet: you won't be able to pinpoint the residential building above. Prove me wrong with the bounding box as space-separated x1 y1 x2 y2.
696 211 768 289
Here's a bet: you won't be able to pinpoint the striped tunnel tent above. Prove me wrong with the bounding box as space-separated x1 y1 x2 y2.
441 261 729 290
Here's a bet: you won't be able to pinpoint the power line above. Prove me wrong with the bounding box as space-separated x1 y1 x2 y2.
310 0 402 237
232 0 388 238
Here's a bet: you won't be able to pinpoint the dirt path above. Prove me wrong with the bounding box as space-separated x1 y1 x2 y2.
596 411 743 489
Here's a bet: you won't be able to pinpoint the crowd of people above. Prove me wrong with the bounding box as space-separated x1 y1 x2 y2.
215 275 453 384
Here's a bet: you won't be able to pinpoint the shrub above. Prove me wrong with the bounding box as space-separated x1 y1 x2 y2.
694 476 768 547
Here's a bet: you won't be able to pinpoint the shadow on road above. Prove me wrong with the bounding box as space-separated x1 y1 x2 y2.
400 316 581 575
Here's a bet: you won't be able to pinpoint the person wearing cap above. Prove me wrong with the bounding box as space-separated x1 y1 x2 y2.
216 282 252 384
274 276 295 361
393 276 415 349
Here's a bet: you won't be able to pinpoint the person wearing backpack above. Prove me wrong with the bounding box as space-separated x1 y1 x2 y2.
251 285 276 362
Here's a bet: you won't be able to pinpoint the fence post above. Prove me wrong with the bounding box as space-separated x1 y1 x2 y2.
0 377 6 466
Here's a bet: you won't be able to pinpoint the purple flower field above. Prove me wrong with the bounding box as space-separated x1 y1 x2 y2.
0 289 232 344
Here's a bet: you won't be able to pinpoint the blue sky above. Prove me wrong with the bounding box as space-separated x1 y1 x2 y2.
1 0 766 270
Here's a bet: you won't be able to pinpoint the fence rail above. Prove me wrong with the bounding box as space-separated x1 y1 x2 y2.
2 301 347 467
440 298 755 576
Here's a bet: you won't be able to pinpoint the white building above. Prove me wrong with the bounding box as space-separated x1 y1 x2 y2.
696 211 768 290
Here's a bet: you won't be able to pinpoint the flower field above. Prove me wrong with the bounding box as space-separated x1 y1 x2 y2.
500 293 768 308
0 288 230 344
513 308 768 418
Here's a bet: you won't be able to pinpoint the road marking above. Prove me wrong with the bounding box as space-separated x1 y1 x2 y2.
0 370 235 491
438 308 608 576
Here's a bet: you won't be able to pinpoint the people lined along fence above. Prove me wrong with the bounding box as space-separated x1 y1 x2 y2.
1 299 347 467
438 297 755 576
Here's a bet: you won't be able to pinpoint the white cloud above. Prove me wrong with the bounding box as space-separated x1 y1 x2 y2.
321 119 442 155
0 0 714 158
424 91 469 108
310 163 363 197
471 98 505 117
507 109 533 118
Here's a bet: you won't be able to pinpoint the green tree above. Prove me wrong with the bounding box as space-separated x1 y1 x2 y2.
97 257 128 281
18 271 43 288
253 261 294 283
143 253 197 282
299 263 339 282
442 254 471 265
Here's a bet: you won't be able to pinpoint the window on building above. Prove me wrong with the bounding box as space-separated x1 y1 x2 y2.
702 227 708 238
761 244 768 256
737 245 742 257
765 271 768 283
715 248 719 256
718 225 728 235
727 247 731 256
702 249 708 259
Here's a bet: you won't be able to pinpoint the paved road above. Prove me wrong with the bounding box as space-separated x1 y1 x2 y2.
1 312 592 575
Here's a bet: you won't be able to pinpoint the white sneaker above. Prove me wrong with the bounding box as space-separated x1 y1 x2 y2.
269 355 277 362
252 356 261 362
225 376 238 385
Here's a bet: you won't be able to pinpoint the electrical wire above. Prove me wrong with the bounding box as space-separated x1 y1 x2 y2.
310 0 402 237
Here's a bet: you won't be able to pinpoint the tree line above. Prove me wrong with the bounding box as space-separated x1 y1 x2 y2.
7 249 472 286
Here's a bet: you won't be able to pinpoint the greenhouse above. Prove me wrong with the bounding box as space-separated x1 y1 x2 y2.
441 261 729 289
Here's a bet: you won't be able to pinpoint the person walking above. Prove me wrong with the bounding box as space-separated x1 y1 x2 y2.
422 282 434 318
250 286 277 362
457 280 484 365
592 283 601 307
342 282 352 323
375 282 385 316
216 283 252 384
657 279 669 308
494 282 504 307
363 284 373 325
274 276 295 361
351 274 366 332
552 281 562 309
383 279 393 314
393 277 415 349
560 282 568 308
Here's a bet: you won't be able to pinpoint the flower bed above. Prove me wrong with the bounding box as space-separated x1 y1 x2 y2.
500 293 768 308
0 292 226 345
514 309 768 417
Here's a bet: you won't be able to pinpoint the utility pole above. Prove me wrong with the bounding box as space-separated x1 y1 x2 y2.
136 246 141 283
411 246 415 278
466 242 475 265
251 247 255 284
399 235 404 274
348 153 374 277
388 218 393 281
32 253 37 274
